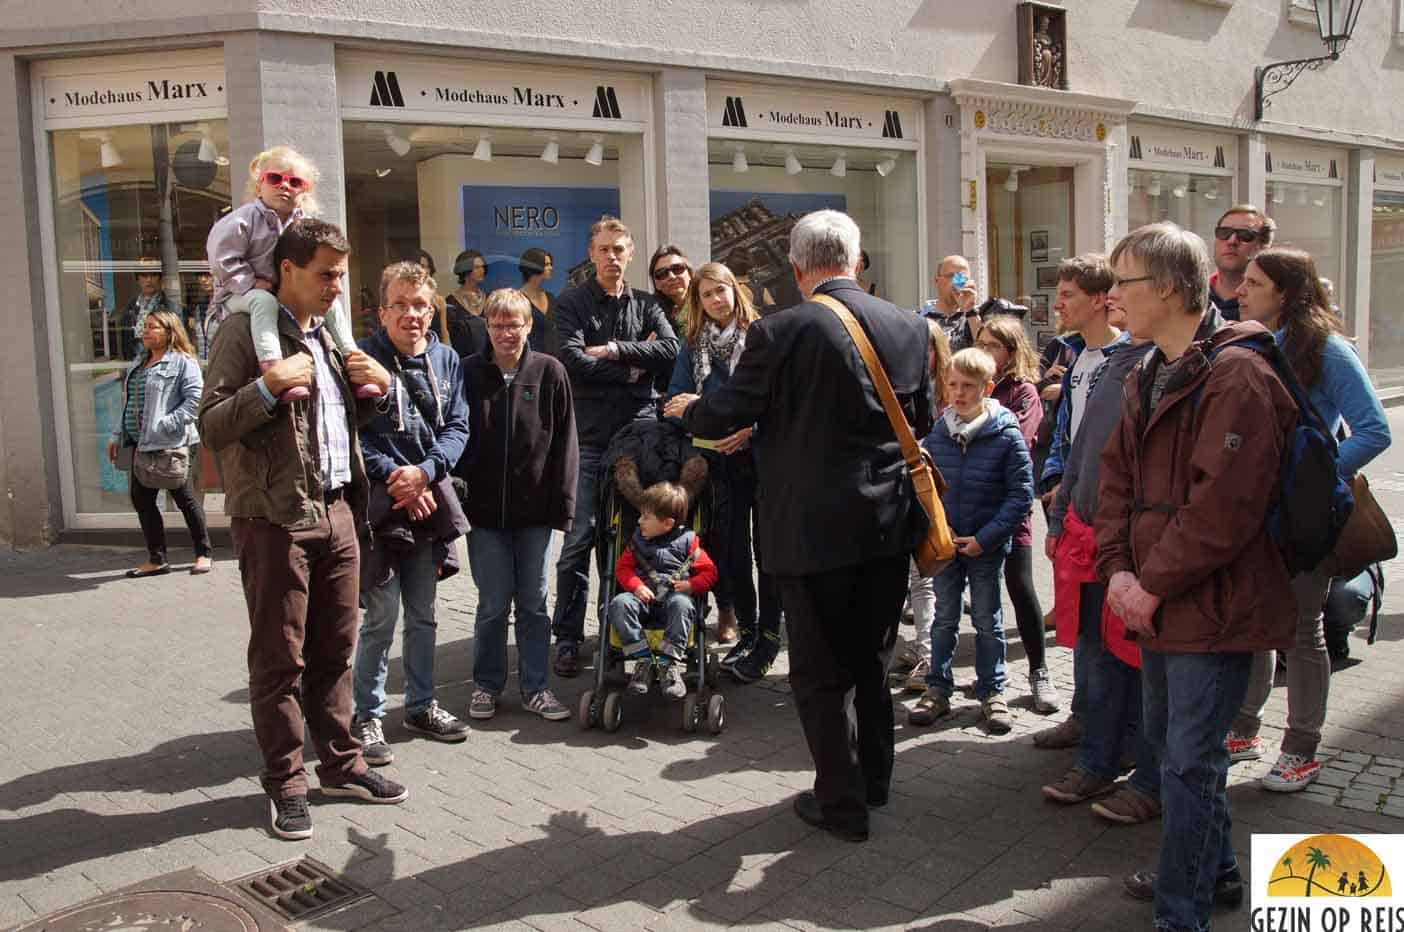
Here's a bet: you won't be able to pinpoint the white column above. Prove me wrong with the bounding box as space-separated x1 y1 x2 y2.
1347 148 1374 357
652 69 709 263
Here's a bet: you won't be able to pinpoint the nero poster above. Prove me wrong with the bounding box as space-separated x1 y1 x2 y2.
709 191 846 310
460 185 620 293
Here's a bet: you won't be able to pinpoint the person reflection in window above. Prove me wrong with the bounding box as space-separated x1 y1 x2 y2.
120 259 171 360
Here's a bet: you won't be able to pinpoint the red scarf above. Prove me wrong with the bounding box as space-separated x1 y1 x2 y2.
1053 508 1140 669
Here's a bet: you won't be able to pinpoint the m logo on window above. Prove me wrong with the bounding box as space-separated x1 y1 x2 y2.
721 96 748 128
881 110 904 139
592 86 622 119
370 71 405 108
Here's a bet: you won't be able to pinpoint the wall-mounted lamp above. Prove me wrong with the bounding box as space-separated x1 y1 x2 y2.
784 151 803 176
472 137 492 162
1254 0 1364 120
584 139 605 166
830 154 847 178
385 129 411 157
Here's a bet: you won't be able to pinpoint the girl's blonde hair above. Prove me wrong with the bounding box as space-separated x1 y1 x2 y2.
680 262 758 346
977 315 1041 383
925 318 951 407
246 146 320 215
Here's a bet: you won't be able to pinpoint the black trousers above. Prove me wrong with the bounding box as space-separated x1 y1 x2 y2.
129 464 211 564
1004 543 1045 670
778 552 908 831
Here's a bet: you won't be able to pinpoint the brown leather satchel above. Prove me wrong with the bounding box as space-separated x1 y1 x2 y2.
812 294 957 576
1321 474 1397 580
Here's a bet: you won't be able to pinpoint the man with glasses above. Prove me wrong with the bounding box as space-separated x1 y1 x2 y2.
550 216 679 676
924 255 980 352
350 261 471 763
1209 205 1276 321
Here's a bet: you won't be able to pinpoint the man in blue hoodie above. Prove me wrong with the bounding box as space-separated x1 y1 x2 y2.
350 261 470 765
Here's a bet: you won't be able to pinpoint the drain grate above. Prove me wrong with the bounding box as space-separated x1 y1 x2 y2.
232 856 370 922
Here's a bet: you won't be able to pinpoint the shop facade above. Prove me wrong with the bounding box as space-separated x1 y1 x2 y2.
4 2 1404 544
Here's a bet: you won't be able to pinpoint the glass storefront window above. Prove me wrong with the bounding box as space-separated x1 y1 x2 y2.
1128 169 1230 245
706 141 919 310
1369 191 1404 388
1267 181 1345 303
986 164 1074 350
342 121 647 336
49 120 231 516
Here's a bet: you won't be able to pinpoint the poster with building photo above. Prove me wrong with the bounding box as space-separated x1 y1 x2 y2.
460 185 621 293
710 192 847 310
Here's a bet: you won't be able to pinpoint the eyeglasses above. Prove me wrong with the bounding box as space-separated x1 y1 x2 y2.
652 263 689 281
260 170 309 192
1111 275 1154 288
487 321 527 332
975 340 1006 353
387 302 434 318
1214 226 1264 244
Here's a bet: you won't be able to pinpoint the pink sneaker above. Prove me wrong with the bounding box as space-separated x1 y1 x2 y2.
1261 753 1322 792
1226 731 1264 762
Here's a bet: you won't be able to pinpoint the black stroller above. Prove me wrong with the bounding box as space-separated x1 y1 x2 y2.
577 419 726 735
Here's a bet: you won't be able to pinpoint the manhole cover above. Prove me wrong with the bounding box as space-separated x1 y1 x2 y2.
231 857 369 923
9 869 289 932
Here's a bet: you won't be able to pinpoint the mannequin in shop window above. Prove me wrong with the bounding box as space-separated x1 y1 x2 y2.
857 250 879 297
519 247 558 356
436 249 489 359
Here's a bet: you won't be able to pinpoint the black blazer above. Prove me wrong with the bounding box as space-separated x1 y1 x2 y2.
681 279 933 576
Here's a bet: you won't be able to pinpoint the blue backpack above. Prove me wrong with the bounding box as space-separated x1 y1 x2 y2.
1193 331 1354 576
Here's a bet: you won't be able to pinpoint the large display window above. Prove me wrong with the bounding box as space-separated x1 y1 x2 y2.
705 83 922 309
1265 140 1347 306
338 55 652 330
1369 156 1404 387
35 53 229 526
1125 123 1237 245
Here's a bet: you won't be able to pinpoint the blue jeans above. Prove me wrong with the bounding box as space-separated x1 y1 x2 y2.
1070 581 1104 720
552 444 603 646
608 591 695 661
928 548 1007 699
1141 649 1254 932
353 539 439 720
468 525 554 697
1077 585 1159 796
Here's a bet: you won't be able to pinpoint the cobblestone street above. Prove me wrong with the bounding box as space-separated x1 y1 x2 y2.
2 406 1402 931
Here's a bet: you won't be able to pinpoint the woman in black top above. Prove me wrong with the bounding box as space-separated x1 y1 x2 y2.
519 247 558 356
436 249 489 359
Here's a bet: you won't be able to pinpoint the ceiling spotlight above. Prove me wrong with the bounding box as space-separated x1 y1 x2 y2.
472 137 492 162
584 140 605 166
375 168 393 178
1004 169 1021 193
80 131 123 168
385 129 411 157
1172 184 1187 199
1204 183 1220 201
1147 176 1162 197
732 147 749 173
214 155 230 167
784 151 803 175
1313 193 1327 207
830 154 847 178
1272 182 1286 204
196 129 218 164
1297 186 1310 206
1128 173 1138 192
876 157 897 177
540 140 559 164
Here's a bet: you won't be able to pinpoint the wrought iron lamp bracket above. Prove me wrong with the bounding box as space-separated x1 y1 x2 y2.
1254 53 1336 121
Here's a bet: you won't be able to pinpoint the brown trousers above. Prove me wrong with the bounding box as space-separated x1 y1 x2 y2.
232 499 366 798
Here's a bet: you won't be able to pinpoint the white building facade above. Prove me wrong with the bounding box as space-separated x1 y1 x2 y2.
1 0 1401 544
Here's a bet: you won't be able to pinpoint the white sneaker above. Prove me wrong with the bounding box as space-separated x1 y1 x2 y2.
1030 668 1061 715
1261 753 1322 792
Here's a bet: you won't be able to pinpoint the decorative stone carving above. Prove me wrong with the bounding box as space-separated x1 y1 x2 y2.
968 101 1103 142
1018 3 1068 91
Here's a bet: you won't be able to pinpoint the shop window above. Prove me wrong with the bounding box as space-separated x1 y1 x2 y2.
342 121 646 337
1266 181 1345 306
706 141 919 310
986 164 1074 350
49 120 231 516
1128 169 1230 247
1369 191 1404 387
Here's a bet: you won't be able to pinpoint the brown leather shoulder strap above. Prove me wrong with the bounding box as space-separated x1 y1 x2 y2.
810 293 924 468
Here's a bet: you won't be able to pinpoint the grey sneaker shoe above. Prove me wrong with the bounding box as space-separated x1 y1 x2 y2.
628 658 654 695
352 716 393 767
982 695 1012 734
660 664 687 700
1030 668 1061 715
404 700 469 742
468 688 497 721
269 794 313 840
525 689 570 721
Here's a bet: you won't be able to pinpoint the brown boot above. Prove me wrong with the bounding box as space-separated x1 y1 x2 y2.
716 606 739 645
1033 716 1083 749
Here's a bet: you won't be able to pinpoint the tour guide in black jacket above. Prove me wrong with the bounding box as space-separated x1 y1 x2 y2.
670 210 933 842
549 217 678 675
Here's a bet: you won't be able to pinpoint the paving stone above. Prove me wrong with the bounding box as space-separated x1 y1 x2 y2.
1314 769 1353 788
1342 797 1383 814
1353 771 1394 788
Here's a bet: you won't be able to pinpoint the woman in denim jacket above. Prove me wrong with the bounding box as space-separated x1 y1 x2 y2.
106 309 212 577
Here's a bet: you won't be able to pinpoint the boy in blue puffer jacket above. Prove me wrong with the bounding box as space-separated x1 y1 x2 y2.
910 347 1034 734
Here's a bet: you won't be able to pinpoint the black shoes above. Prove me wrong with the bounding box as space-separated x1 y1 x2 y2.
321 769 409 804
1123 867 1244 909
554 641 581 677
792 791 868 843
269 795 313 840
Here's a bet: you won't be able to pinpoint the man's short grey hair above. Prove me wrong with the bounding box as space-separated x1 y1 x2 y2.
1110 222 1211 315
788 210 861 276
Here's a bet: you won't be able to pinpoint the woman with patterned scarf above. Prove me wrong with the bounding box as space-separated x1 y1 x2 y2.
664 262 781 683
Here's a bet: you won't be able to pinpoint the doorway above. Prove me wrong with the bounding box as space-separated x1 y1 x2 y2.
986 163 1074 347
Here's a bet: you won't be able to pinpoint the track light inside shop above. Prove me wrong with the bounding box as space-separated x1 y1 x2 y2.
1298 187 1310 206
1172 184 1187 199
375 168 393 178
385 129 411 157
82 131 123 168
584 140 605 166
1148 176 1162 197
784 151 803 175
473 137 492 162
1273 183 1286 204
197 130 218 164
830 154 847 178
540 140 559 164
876 157 897 177
1004 169 1020 193
732 147 749 173
1204 183 1219 201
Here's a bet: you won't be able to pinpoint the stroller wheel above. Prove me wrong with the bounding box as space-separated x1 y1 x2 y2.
602 691 624 733
682 693 700 733
578 689 597 730
707 693 726 734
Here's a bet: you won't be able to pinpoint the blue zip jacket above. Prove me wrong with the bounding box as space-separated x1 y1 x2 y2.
358 329 469 483
921 398 1033 555
1040 330 1132 490
1281 329 1390 478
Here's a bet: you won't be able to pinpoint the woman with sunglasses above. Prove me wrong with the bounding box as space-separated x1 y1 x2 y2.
974 317 1060 714
648 245 693 333
205 146 375 403
1225 246 1390 793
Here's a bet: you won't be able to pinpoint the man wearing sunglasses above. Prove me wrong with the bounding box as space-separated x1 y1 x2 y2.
1209 205 1276 322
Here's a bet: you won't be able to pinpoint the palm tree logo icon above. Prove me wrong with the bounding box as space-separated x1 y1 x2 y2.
1269 835 1390 898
